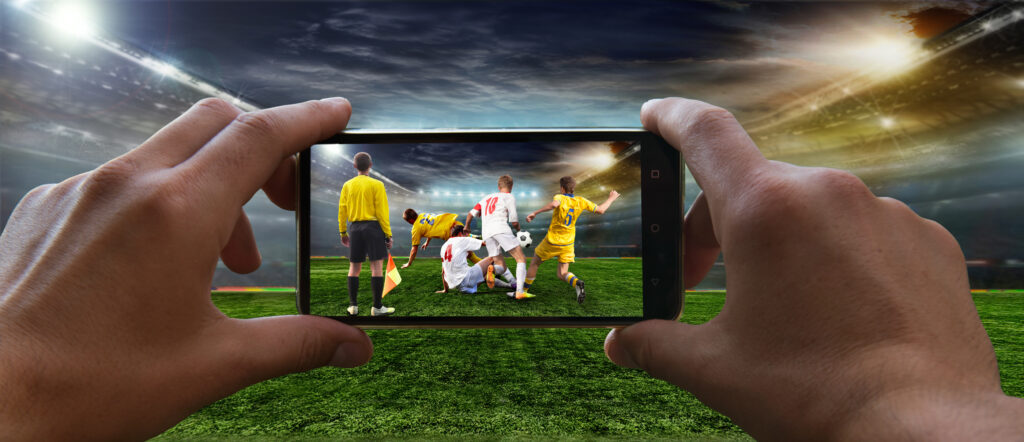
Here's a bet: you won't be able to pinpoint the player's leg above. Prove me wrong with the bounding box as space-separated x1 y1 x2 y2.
524 237 555 295
347 225 368 316
366 224 393 316
503 235 529 298
558 248 584 304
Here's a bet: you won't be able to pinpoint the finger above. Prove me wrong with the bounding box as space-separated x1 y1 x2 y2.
641 98 769 202
183 97 352 210
684 192 721 289
128 98 242 169
216 315 373 390
220 210 261 274
605 320 720 393
261 155 297 211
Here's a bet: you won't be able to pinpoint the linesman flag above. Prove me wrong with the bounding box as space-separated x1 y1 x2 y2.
383 254 402 297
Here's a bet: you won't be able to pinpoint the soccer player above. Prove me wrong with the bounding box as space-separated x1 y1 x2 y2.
400 209 481 269
524 176 620 303
337 152 395 317
465 175 531 299
436 225 515 294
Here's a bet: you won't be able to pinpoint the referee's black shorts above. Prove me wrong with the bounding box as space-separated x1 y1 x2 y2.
348 221 387 263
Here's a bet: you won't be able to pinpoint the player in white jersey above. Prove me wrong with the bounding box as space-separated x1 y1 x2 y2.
464 175 532 299
436 225 515 294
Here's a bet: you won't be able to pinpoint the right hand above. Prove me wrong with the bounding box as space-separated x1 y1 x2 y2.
341 236 350 247
526 214 536 223
608 190 620 199
604 98 1022 440
400 262 411 269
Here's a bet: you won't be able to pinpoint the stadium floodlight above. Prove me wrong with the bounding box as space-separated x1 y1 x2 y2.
1017 79 1024 89
321 144 343 159
13 0 32 9
850 37 922 78
880 117 894 129
49 1 98 41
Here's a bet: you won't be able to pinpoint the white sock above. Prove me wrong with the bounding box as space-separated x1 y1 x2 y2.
516 263 526 293
501 268 514 282
493 264 505 276
494 279 511 288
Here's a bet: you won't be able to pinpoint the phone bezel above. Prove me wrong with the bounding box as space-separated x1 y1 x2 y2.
297 129 683 328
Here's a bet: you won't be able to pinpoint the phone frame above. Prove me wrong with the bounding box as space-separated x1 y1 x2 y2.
297 128 683 328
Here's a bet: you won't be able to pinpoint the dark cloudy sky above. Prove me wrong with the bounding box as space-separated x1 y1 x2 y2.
95 1 992 127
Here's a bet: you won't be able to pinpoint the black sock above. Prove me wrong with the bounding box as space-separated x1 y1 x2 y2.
371 276 385 309
347 276 359 307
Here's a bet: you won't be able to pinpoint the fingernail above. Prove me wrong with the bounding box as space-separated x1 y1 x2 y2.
329 341 369 368
641 98 662 113
321 97 350 105
605 329 641 369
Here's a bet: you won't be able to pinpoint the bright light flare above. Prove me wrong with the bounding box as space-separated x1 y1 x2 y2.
845 36 922 78
582 151 616 171
880 117 894 129
321 144 343 159
49 2 98 41
13 0 33 9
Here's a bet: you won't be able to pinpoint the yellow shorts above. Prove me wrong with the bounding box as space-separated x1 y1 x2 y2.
533 237 575 264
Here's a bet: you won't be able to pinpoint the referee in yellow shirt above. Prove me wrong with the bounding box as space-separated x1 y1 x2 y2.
338 152 395 316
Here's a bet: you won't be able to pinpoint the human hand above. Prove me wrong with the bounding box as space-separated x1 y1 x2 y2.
401 262 411 269
609 190 620 199
526 214 535 223
604 98 1023 439
341 235 350 247
420 243 429 251
385 237 393 249
0 98 373 440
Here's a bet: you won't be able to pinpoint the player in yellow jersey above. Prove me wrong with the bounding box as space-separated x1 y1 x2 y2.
524 176 620 304
400 209 481 268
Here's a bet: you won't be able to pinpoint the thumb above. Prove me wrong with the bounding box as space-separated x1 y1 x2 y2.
217 315 373 387
605 319 719 392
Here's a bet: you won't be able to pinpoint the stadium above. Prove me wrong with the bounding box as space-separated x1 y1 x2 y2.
1 1 1022 439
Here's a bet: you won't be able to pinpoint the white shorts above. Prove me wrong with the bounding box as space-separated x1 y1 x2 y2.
458 264 486 294
484 232 520 257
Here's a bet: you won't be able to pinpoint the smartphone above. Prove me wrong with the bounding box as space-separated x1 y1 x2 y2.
296 129 683 328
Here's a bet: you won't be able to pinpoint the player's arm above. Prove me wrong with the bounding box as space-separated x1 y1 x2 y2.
466 203 481 234
421 237 431 250
402 246 418 269
337 184 350 245
435 269 449 293
526 200 560 222
375 182 393 247
510 221 521 232
594 190 620 214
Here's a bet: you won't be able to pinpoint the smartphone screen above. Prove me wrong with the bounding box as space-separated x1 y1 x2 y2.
297 130 682 327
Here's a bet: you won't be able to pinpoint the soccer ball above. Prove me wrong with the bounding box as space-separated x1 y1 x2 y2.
517 230 533 248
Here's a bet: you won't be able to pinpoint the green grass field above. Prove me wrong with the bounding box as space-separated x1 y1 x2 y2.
311 257 643 317
156 289 1024 440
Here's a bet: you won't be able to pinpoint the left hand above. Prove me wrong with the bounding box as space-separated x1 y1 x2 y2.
0 98 373 440
526 214 535 222
385 237 393 249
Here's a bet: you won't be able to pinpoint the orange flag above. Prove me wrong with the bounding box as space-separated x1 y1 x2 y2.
383 254 402 297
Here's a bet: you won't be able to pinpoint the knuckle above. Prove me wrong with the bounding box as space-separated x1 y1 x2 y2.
193 97 240 119
810 168 870 199
686 104 739 136
83 156 141 195
295 329 331 372
232 111 281 141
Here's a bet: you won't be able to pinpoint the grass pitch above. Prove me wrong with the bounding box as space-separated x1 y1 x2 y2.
157 290 1024 440
311 257 643 317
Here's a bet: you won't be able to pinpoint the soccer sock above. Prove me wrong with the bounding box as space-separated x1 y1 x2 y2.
516 263 526 293
468 252 482 264
524 278 534 292
347 276 359 307
371 276 385 309
494 279 511 288
566 273 579 287
501 268 514 282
